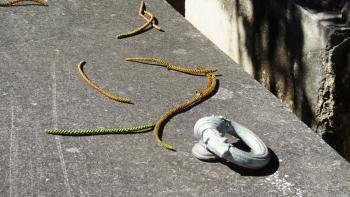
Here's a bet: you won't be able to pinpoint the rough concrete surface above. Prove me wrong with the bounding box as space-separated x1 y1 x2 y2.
0 0 350 196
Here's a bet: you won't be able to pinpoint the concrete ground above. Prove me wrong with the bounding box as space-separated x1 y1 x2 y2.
0 0 349 196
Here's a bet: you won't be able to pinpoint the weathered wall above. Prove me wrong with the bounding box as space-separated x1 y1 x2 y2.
317 37 350 159
167 0 350 160
183 0 328 117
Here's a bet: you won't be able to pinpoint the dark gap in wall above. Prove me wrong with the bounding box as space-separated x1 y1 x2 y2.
332 38 350 159
295 0 346 12
166 0 185 16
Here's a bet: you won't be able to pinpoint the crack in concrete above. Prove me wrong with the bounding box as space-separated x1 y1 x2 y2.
51 52 72 197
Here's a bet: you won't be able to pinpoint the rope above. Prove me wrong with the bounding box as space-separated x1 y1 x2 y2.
126 57 218 76
77 60 132 104
0 0 48 6
46 123 155 136
154 74 217 150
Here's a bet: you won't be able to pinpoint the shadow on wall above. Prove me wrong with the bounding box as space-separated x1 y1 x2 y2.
235 0 315 126
236 0 349 160
166 0 314 129
165 0 350 161
165 0 315 130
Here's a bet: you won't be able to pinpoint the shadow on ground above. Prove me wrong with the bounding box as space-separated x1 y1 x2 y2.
202 148 279 176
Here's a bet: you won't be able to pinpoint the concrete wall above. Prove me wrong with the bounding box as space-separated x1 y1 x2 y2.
167 0 350 160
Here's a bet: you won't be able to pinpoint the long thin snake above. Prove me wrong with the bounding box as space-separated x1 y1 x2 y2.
46 61 151 135
46 123 155 136
117 0 161 39
154 74 217 150
77 60 132 104
139 1 162 31
0 0 47 6
126 57 218 75
47 59 218 152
